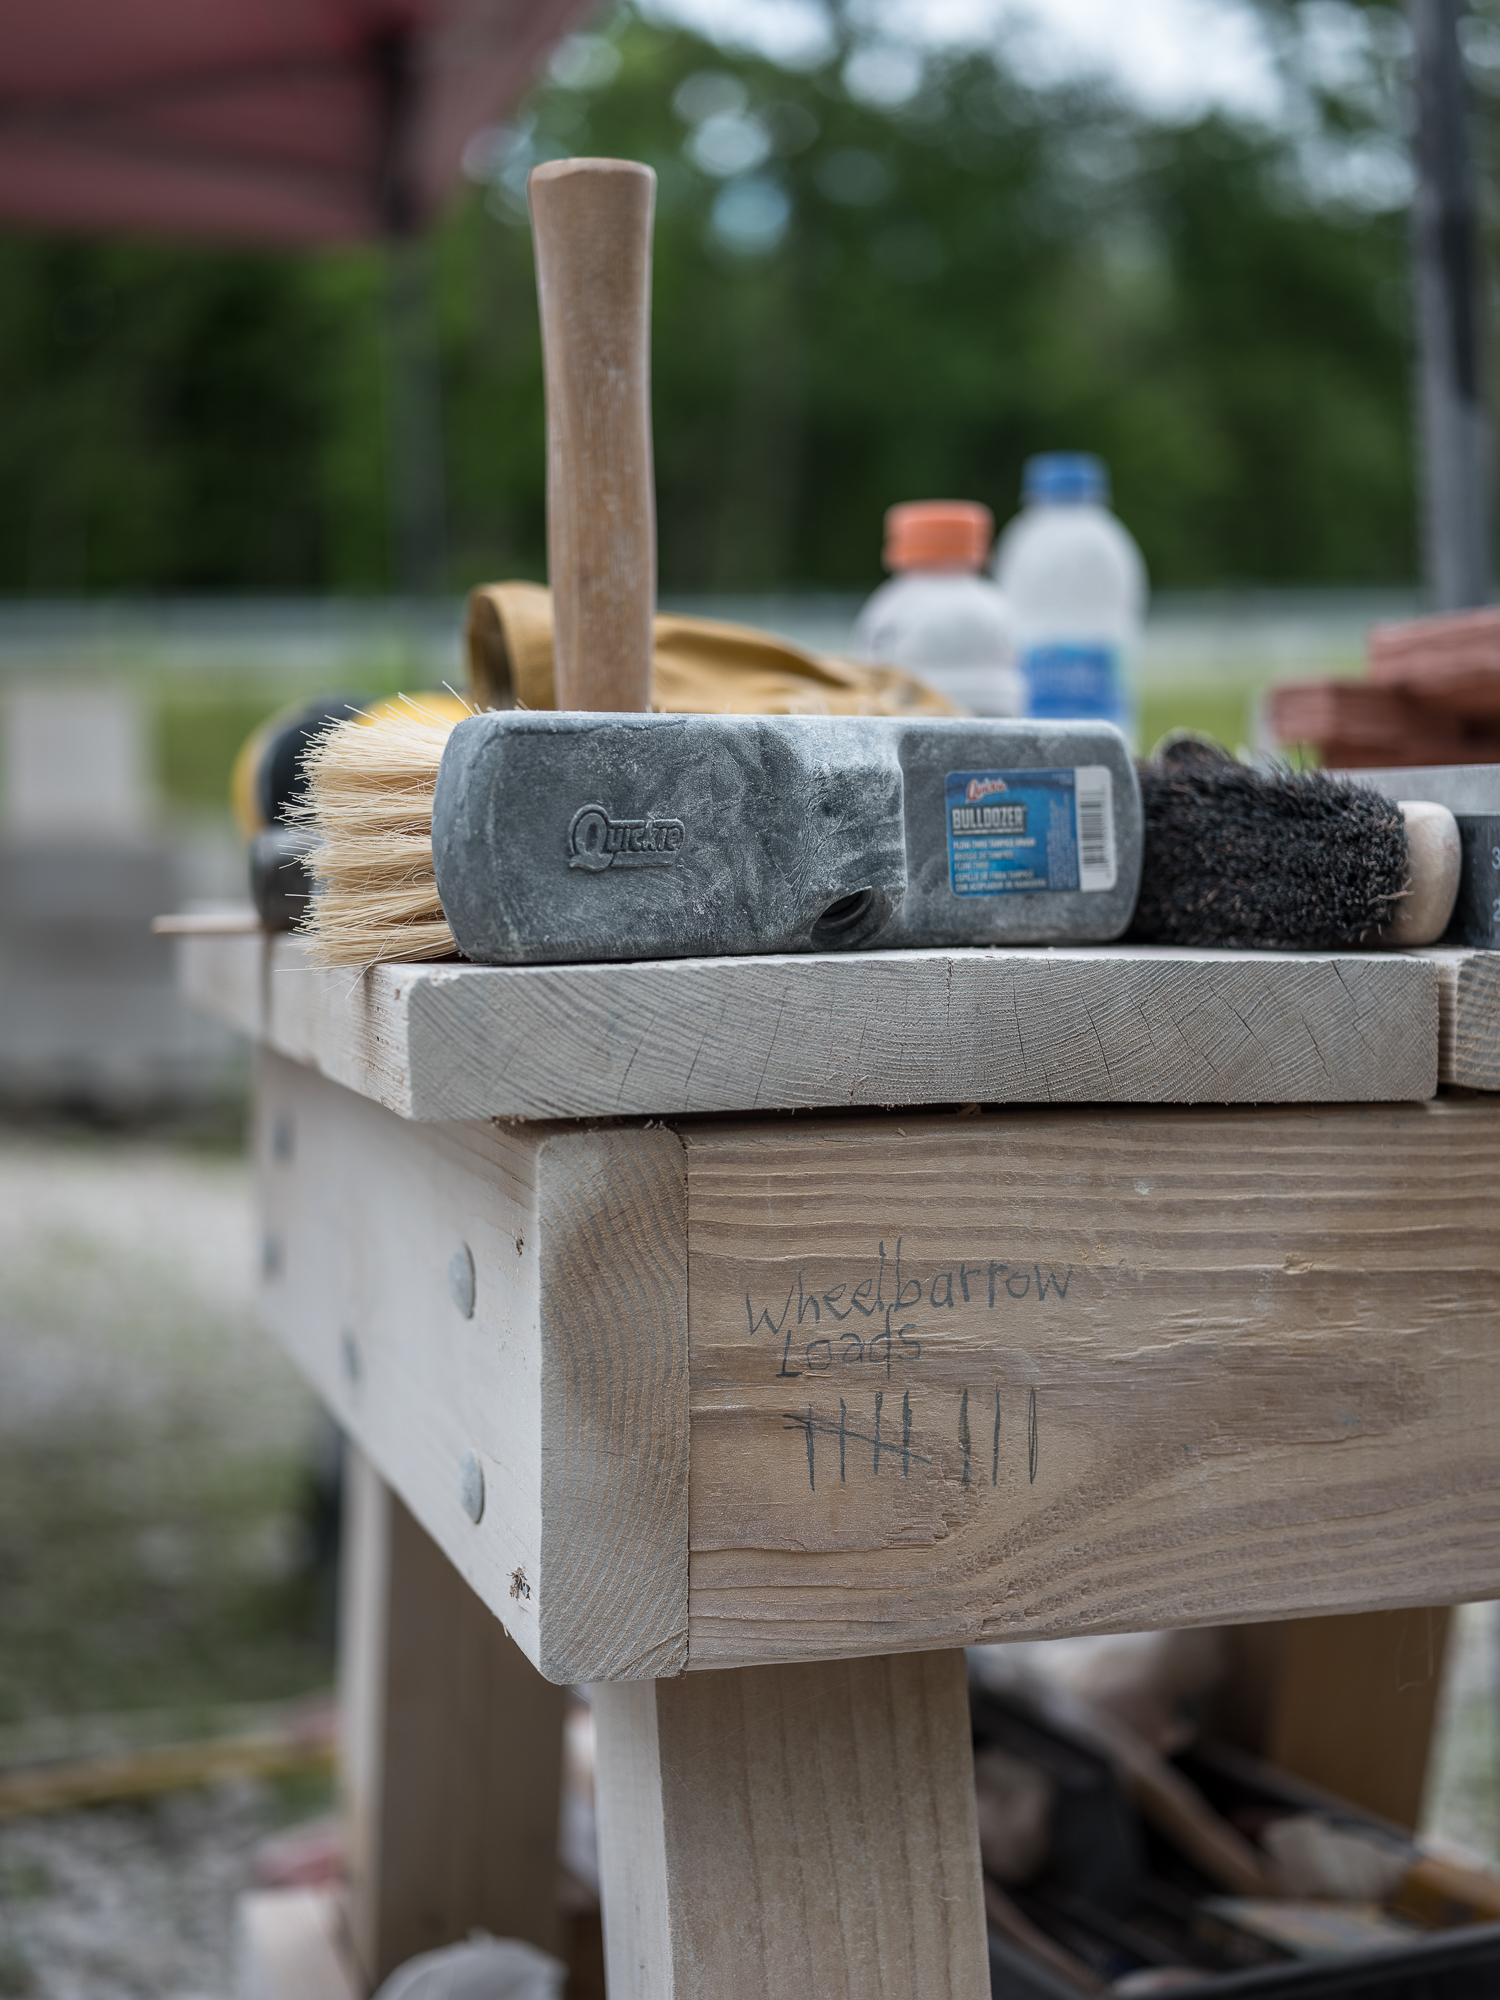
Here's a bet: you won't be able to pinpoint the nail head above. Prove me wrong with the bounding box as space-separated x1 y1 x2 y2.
459 1449 485 1523
449 1244 476 1319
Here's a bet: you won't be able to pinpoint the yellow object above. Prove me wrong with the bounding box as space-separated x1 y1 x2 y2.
230 717 270 837
465 581 960 719
1392 1852 1500 1928
0 1704 335 1822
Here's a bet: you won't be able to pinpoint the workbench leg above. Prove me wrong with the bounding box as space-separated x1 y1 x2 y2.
340 1445 569 1991
1220 1608 1452 1830
591 1649 988 1999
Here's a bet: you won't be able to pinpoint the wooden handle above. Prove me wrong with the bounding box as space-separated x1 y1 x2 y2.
528 158 656 713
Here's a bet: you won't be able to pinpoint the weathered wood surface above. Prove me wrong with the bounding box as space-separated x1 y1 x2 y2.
183 931 1442 1120
1422 946 1500 1089
592 1650 987 1999
529 158 657 715
258 1060 1500 1672
684 1098 1500 1667
255 1049 688 1682
339 1450 568 1987
536 1124 689 1681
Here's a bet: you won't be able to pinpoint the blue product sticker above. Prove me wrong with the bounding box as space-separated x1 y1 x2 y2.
946 766 1116 898
1021 642 1126 726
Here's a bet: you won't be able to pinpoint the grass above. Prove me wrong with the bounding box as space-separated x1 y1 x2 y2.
154 661 421 816
0 1417 329 1725
0 1134 333 1729
1137 684 1257 759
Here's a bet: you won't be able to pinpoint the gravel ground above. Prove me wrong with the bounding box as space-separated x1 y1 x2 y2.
0 1130 1494 1999
0 1782 314 2000
0 1129 332 1998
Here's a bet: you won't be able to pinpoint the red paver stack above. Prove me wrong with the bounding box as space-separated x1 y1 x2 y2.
1268 607 1500 765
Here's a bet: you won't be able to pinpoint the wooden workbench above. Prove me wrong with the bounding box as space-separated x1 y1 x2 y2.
189 933 1500 1999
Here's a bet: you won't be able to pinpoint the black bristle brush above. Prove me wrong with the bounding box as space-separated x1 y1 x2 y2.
1129 736 1460 950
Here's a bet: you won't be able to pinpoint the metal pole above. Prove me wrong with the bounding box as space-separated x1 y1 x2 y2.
382 237 449 596
1409 0 1493 608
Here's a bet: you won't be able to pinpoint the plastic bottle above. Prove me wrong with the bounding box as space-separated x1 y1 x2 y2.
993 454 1147 741
851 501 1022 717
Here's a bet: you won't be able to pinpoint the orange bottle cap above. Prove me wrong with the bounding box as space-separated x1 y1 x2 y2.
883 500 994 572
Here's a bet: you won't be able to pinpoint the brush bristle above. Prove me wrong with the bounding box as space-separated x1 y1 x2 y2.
294 706 458 966
1130 738 1408 949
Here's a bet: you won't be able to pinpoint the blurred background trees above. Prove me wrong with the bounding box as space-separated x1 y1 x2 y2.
0 0 1456 596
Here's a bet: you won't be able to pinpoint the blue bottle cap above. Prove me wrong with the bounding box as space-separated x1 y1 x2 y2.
1022 453 1109 505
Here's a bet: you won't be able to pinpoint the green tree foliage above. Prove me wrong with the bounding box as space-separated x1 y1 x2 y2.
0 3 1422 594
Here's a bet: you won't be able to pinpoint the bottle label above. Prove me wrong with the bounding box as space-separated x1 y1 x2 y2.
1021 642 1126 725
945 766 1116 897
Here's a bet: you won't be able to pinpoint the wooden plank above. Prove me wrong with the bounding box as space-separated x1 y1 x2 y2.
234 1887 360 2000
255 1050 689 1682
340 1450 568 1988
1219 1608 1452 1830
536 1128 690 1681
1419 947 1500 1088
177 928 265 1043
591 1650 987 1999
683 1098 1500 1666
184 934 1441 1121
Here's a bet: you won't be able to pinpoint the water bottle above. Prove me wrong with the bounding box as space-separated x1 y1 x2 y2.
993 454 1147 741
851 501 1022 717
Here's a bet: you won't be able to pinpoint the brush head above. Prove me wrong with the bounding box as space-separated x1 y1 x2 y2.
293 705 459 966
1130 737 1409 950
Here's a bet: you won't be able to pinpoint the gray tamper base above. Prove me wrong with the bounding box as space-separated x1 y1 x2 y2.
431 712 1142 965
1340 764 1500 949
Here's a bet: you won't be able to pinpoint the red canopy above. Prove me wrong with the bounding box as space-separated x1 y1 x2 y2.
0 0 593 245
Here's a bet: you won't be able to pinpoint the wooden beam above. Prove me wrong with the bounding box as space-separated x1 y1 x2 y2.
340 1449 568 1989
591 1651 988 1999
1219 1609 1452 1831
1422 947 1500 1089
255 1055 1500 1668
684 1099 1500 1664
256 1051 688 1682
182 933 1442 1121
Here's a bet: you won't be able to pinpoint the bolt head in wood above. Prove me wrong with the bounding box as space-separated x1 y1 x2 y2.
459 1449 485 1524
449 1244 476 1318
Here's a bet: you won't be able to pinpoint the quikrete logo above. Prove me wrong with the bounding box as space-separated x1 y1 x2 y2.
568 803 685 872
951 799 1027 835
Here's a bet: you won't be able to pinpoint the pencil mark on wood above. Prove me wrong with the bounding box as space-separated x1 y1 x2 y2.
782 1385 1040 1493
784 1401 934 1489
749 1236 1073 1381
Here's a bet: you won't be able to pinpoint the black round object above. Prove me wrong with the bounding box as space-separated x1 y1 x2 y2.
1129 737 1408 950
256 694 370 826
249 825 318 930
